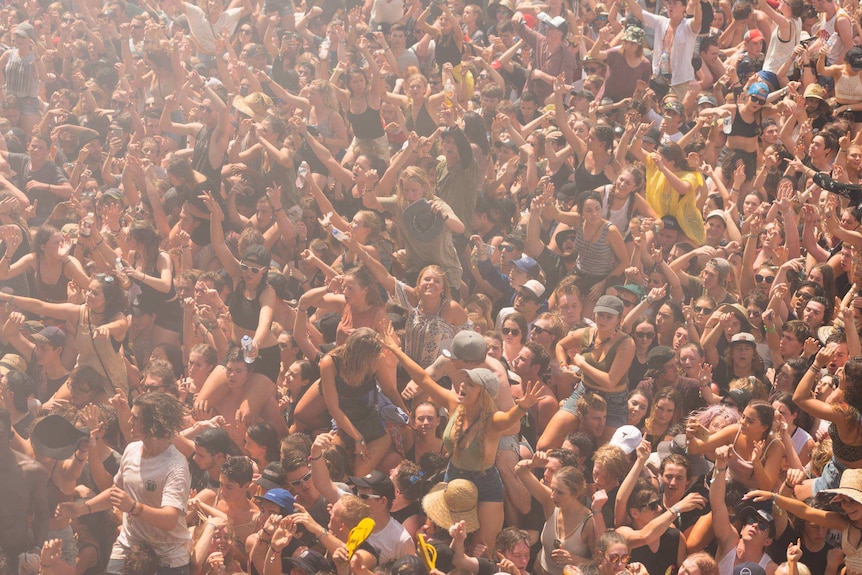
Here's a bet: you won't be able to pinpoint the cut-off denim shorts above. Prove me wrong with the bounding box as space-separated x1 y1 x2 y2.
445 462 504 503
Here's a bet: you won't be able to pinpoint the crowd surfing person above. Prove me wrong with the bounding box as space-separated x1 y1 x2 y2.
15 0 862 574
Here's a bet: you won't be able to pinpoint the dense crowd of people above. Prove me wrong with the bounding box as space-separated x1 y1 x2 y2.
6 0 862 574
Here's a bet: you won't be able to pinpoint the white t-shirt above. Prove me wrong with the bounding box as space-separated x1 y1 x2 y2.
370 0 404 24
368 517 416 563
184 3 244 55
112 442 192 568
642 12 699 85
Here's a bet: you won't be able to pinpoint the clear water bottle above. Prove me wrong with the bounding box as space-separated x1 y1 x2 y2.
659 51 671 77
443 79 455 108
241 335 255 364
331 227 349 243
115 258 124 274
722 114 733 135
319 36 331 60
295 161 309 188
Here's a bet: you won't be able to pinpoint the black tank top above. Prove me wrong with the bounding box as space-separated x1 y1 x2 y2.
347 105 385 140
575 157 612 193
228 281 266 332
192 125 223 185
730 104 761 138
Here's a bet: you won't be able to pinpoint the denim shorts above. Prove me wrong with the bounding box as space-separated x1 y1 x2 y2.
560 382 587 415
813 458 846 495
601 389 630 428
445 462 504 503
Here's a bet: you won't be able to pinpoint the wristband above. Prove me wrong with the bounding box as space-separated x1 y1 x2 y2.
715 467 727 473
784 479 795 489
764 326 775 333
670 506 681 519
132 502 143 517
308 454 323 461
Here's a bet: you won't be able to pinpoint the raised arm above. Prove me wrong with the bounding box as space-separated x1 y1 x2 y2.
384 341 458 411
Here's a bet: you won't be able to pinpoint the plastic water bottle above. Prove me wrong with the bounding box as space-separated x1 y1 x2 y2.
659 51 671 77
331 227 349 243
241 335 255 364
319 36 331 60
443 79 455 108
295 161 309 188
722 115 733 135
115 258 124 274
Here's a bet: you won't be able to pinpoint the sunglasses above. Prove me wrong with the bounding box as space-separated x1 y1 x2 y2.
584 66 601 74
750 97 766 106
502 328 521 336
693 305 713 314
795 292 814 301
745 516 770 532
643 500 663 511
621 298 638 307
499 245 517 252
531 325 551 335
635 332 655 339
288 471 312 487
607 554 631 565
240 263 263 274
755 274 775 283
357 493 382 500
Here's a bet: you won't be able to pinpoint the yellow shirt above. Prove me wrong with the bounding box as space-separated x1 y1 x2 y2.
645 154 705 245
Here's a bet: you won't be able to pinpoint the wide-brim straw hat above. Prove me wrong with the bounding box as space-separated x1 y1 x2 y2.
422 479 479 533
822 468 862 503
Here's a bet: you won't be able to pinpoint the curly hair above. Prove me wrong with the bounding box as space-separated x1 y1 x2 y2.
132 392 185 440
592 445 629 483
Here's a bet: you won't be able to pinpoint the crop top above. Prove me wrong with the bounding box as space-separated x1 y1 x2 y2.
347 104 385 140
228 282 265 332
829 407 862 463
730 105 761 138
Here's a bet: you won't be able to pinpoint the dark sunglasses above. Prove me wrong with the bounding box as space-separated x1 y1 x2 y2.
745 516 770 531
240 263 263 274
499 245 517 252
643 499 663 511
795 292 814 301
289 471 312 486
755 274 775 283
621 298 638 307
750 97 766 105
357 493 382 500
502 328 521 336
693 305 713 314
635 332 655 339
531 325 551 335
584 66 601 74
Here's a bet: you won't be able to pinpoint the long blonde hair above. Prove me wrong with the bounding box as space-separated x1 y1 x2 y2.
396 166 435 210
309 79 338 111
450 383 497 462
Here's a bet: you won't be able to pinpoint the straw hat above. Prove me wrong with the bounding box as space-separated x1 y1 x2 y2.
822 468 862 504
422 479 479 533
232 92 273 122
